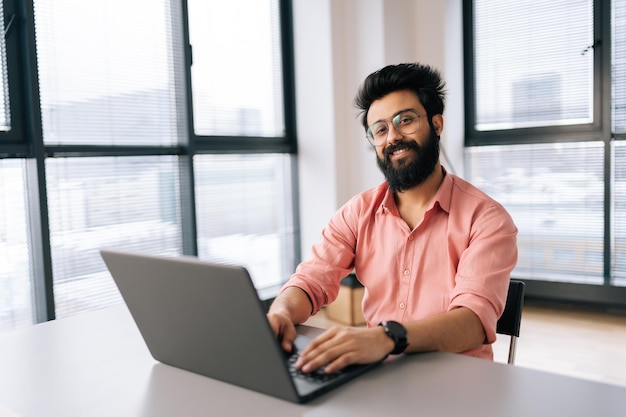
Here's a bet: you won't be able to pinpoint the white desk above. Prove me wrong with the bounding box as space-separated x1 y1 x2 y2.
1 306 625 417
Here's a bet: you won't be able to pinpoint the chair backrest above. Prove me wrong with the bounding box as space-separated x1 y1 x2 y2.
496 280 525 364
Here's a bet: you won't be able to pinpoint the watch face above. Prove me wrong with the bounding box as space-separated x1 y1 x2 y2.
386 321 407 338
382 321 408 354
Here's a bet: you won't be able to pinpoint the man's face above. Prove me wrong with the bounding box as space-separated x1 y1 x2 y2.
367 90 442 192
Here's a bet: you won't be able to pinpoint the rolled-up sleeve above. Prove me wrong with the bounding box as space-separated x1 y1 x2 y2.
278 201 358 314
448 203 518 344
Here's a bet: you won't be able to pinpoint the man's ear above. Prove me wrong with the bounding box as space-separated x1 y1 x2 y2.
431 114 444 136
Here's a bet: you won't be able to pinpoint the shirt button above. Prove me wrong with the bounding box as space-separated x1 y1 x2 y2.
408 235 413 241
403 269 410 275
399 302 406 309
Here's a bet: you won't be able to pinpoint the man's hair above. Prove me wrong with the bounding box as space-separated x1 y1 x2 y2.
354 63 446 131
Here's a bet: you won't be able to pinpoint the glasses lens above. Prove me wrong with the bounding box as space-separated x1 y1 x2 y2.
367 122 388 144
392 111 420 134
366 111 421 146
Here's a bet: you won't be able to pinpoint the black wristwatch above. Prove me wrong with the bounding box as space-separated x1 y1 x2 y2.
379 321 408 355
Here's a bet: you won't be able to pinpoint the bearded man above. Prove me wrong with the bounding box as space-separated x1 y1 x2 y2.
268 63 518 374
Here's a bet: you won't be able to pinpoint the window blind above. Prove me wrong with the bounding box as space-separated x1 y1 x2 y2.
0 0 297 327
613 0 626 134
0 2 10 132
612 142 626 286
472 0 594 131
33 0 185 318
612 2 626 287
194 154 295 293
187 0 285 137
34 0 179 146
0 160 33 330
466 142 605 284
45 156 183 318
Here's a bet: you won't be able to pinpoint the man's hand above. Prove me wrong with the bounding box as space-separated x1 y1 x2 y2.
267 286 315 353
267 312 298 353
294 326 394 374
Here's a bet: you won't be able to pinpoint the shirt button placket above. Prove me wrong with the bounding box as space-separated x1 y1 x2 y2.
398 269 410 312
398 233 413 317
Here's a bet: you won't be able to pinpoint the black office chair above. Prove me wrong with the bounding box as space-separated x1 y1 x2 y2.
496 280 525 364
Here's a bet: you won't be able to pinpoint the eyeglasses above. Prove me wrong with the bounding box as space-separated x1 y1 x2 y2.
366 110 423 147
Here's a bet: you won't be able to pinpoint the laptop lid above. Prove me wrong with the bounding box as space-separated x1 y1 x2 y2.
100 249 378 403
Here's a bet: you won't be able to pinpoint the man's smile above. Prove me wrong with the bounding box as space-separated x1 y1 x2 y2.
384 143 415 162
391 147 411 158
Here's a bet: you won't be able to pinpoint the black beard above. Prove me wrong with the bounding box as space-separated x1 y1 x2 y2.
376 128 440 193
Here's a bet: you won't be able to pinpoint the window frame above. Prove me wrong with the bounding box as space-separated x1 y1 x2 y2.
185 0 298 156
0 0 29 152
462 0 606 147
0 0 299 326
463 0 626 308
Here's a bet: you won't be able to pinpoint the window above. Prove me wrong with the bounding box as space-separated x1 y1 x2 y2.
466 142 604 284
185 0 296 294
472 0 594 132
34 0 179 146
45 156 183 318
188 0 285 137
465 0 626 305
194 154 295 294
0 0 297 331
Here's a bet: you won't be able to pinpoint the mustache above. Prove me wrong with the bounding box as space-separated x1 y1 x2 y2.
383 140 421 159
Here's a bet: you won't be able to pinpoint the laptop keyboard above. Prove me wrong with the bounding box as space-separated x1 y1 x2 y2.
287 353 346 383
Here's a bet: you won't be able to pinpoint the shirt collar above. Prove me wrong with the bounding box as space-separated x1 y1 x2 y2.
434 166 452 214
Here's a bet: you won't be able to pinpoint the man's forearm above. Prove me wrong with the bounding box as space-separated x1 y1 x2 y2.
404 307 486 354
268 286 314 325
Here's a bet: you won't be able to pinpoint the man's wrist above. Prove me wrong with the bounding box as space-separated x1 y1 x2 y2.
379 321 409 355
378 325 395 354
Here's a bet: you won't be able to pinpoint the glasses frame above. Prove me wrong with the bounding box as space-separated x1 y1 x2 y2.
365 110 424 147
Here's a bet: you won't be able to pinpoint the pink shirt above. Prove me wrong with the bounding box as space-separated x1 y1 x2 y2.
282 170 518 360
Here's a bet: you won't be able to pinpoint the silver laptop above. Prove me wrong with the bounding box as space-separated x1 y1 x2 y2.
100 249 380 403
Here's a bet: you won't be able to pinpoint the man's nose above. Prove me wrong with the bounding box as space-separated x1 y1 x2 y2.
385 124 403 144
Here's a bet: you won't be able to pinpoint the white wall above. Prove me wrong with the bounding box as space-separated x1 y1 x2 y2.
292 0 464 258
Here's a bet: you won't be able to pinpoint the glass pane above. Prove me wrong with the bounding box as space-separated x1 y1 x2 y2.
33 0 179 146
473 0 594 130
613 0 626 134
612 142 626 286
194 154 295 294
0 160 33 330
188 0 285 137
466 142 604 284
46 156 183 318
0 2 10 131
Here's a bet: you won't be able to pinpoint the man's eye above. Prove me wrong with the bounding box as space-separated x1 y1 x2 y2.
398 115 415 125
375 125 388 136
